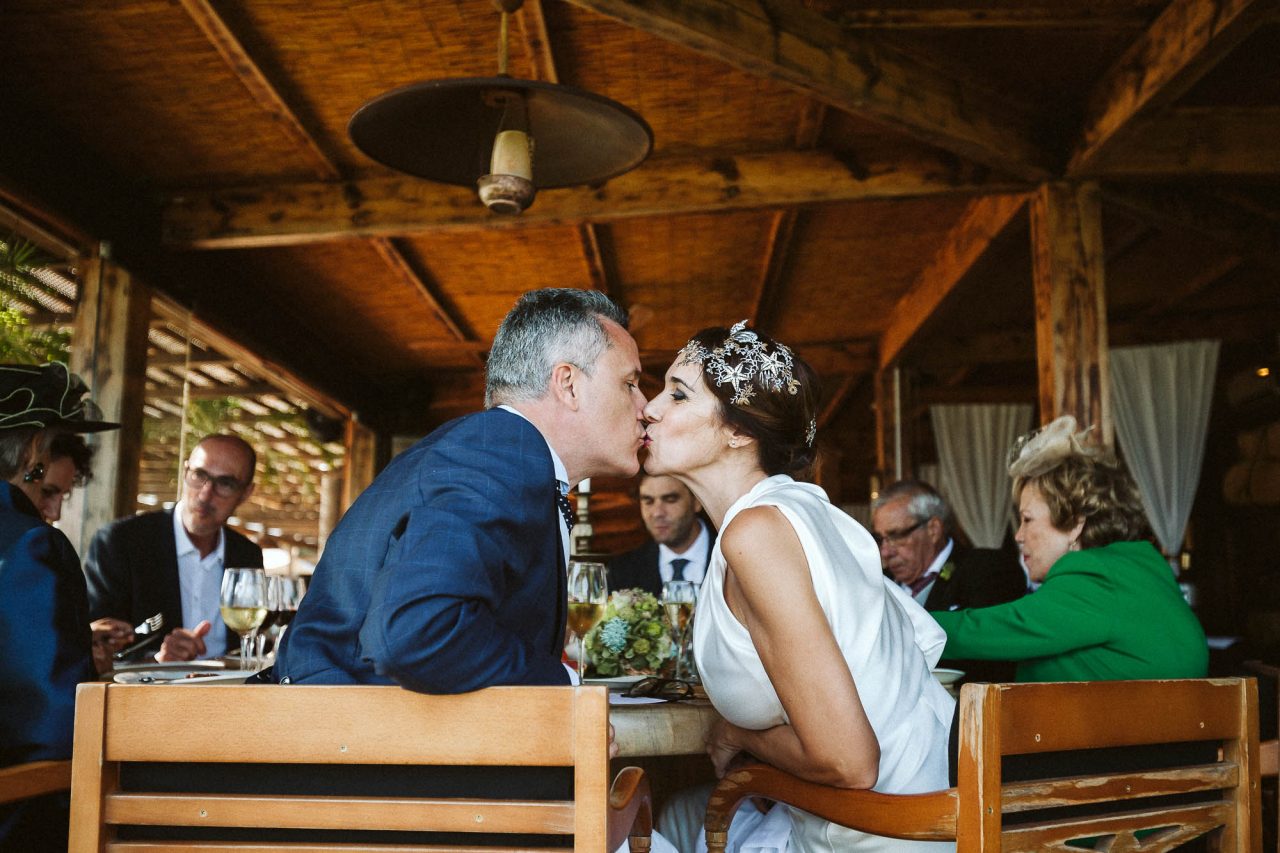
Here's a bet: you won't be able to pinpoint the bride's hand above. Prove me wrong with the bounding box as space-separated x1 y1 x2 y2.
706 718 747 777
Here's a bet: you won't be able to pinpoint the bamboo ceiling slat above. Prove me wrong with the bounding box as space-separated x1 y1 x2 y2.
774 196 978 343
0 2 323 186
548 2 804 155
226 0 525 176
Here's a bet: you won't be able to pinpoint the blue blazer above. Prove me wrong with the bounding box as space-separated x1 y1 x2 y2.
0 483 96 850
275 408 570 692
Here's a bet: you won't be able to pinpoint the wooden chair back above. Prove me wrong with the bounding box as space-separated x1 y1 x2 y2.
69 683 650 853
706 678 1261 852
1242 660 1279 848
0 759 72 805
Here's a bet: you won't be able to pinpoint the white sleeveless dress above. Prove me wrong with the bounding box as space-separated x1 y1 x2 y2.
692 475 955 852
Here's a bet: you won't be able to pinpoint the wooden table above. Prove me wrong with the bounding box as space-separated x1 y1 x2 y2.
610 699 719 758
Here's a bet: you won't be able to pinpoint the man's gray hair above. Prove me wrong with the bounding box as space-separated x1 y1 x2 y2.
872 479 954 535
485 289 629 408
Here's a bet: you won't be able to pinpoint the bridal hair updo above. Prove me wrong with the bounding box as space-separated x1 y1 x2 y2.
679 321 820 478
1007 415 1151 549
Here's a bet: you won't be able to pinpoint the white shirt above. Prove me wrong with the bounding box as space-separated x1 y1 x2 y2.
172 501 228 659
497 405 570 566
905 537 954 606
658 519 710 586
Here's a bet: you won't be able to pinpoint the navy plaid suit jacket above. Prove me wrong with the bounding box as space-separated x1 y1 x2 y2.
275 408 570 692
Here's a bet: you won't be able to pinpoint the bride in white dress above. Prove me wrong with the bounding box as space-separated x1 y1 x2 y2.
642 322 955 853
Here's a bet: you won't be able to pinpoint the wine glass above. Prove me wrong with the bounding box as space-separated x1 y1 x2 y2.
220 568 267 669
662 580 697 681
567 561 608 680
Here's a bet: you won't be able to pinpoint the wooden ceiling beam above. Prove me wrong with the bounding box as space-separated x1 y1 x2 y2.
829 7 1152 29
1101 185 1280 269
753 101 826 330
367 237 477 350
564 0 1053 179
177 0 339 182
1084 107 1280 176
1067 0 1278 175
145 382 281 400
180 0 477 355
878 192 1030 369
518 0 617 299
163 148 1029 249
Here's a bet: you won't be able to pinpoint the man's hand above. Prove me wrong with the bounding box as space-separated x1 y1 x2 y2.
90 617 135 653
156 620 211 662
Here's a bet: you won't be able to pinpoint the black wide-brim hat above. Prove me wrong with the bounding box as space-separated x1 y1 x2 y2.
0 362 120 433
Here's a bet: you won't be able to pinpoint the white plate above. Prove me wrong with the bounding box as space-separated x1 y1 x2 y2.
583 675 647 686
931 668 965 685
114 668 249 685
111 659 225 673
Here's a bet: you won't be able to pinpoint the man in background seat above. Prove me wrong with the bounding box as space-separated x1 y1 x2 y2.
608 474 710 597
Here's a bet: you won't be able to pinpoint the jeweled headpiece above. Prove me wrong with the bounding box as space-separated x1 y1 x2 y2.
677 320 800 407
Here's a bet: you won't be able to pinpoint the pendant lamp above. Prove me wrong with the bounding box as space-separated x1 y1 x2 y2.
348 0 653 214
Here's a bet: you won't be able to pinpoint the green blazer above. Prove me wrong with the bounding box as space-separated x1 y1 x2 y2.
931 541 1207 683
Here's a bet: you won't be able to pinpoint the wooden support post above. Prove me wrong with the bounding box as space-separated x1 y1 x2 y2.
62 249 150 555
873 367 912 486
1029 182 1112 447
318 470 342 555
342 416 378 511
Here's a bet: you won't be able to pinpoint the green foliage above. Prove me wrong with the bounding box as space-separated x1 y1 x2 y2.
0 234 72 364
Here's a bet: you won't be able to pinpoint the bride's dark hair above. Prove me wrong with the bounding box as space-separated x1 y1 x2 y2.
683 324 820 478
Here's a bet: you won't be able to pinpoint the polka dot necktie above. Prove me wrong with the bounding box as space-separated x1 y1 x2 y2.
670 558 690 582
556 488 575 532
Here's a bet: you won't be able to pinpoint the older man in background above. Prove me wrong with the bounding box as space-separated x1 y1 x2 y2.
872 479 1026 681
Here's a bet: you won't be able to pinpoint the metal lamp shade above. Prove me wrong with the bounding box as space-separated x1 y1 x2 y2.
348 77 653 189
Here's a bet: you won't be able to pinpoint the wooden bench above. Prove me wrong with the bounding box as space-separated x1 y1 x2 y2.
69 683 651 852
706 678 1261 852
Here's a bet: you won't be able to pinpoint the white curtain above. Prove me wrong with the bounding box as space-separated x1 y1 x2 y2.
1110 340 1220 558
930 404 1033 548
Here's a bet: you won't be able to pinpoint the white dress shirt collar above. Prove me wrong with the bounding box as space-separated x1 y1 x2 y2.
172 501 227 658
658 519 710 586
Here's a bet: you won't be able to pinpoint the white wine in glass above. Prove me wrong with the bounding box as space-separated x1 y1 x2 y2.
220 567 267 669
567 561 608 679
662 580 697 681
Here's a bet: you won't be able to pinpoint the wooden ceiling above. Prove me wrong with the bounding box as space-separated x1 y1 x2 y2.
2 0 1278 550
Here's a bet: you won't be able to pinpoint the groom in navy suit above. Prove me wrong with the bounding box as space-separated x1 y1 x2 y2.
275 288 647 693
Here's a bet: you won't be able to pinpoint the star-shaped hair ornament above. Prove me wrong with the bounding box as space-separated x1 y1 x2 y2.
677 320 799 406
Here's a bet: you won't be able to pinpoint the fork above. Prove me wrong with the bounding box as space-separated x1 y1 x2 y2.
113 613 165 661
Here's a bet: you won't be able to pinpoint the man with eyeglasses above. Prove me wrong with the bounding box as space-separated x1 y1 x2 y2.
84 434 263 662
872 480 1026 611
871 479 1026 682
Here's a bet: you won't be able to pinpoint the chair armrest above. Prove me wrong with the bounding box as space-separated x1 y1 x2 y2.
607 765 654 852
0 760 73 805
1260 739 1278 778
706 763 957 845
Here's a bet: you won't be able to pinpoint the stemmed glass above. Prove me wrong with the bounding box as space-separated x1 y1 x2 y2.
662 580 697 682
220 568 267 669
567 561 608 680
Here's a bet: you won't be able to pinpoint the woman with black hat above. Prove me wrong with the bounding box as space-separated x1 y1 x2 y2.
0 362 119 853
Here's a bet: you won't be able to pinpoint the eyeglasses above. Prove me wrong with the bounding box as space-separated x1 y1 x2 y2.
624 677 694 702
183 464 246 498
871 519 925 548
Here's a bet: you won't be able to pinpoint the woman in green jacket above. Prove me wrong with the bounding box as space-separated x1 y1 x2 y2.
931 416 1207 682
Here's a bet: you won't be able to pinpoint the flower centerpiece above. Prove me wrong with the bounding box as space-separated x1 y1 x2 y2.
583 588 675 677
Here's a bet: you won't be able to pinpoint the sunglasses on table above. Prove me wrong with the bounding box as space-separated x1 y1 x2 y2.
623 677 695 701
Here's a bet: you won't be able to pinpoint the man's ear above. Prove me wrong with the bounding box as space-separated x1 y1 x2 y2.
549 362 580 411
926 516 946 546
235 481 256 508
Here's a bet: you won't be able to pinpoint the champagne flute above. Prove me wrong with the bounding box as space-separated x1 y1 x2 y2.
567 561 608 680
220 568 267 669
662 580 697 681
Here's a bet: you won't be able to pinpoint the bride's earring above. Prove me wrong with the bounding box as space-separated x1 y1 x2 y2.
23 463 45 483
728 439 739 448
